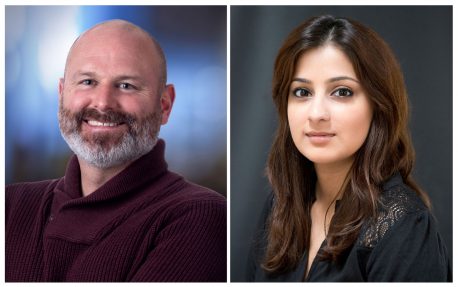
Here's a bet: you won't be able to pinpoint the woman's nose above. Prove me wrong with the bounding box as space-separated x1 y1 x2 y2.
307 94 330 122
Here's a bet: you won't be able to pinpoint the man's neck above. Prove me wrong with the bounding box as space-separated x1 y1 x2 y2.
78 159 132 197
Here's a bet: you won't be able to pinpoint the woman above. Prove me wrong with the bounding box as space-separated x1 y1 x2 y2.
247 15 451 282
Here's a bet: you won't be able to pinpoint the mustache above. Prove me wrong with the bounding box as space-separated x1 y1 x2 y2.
74 108 136 126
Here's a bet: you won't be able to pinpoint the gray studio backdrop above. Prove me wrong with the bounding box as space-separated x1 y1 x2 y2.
230 6 452 281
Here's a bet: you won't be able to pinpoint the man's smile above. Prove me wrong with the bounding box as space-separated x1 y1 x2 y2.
86 120 121 127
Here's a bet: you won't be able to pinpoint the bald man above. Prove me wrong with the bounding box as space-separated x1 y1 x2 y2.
6 20 226 282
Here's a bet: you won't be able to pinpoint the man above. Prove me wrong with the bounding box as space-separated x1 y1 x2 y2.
6 19 226 282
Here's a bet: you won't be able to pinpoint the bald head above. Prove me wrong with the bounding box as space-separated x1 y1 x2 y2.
64 19 167 89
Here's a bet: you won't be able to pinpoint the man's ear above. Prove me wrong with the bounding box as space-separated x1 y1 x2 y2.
160 84 175 125
58 78 64 102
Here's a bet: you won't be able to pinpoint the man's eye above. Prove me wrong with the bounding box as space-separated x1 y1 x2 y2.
119 83 134 90
293 88 311 98
81 79 94 85
332 88 353 97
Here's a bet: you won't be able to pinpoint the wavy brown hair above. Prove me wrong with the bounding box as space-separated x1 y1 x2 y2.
263 15 431 275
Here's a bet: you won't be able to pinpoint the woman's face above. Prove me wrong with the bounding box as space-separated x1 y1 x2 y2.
287 45 373 168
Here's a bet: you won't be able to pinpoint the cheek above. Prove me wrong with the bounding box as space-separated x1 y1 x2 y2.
287 103 305 138
337 104 372 148
119 96 158 116
62 90 90 110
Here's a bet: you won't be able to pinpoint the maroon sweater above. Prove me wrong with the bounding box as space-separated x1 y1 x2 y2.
6 140 226 282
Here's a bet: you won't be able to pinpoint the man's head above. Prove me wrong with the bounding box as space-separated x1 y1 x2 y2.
58 19 175 169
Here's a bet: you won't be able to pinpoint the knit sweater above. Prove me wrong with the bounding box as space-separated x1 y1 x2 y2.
6 140 227 282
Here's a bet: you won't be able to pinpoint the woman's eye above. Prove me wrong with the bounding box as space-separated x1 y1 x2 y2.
293 88 311 98
332 88 353 97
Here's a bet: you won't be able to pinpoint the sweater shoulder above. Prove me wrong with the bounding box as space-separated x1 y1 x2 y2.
358 176 428 248
179 181 226 204
172 181 226 219
163 172 226 206
6 179 60 203
6 179 61 221
148 174 226 223
132 172 226 222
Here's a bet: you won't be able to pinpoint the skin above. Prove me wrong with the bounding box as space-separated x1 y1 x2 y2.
58 20 175 196
287 44 373 276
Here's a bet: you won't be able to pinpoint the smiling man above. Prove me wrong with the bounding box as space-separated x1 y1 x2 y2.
6 20 226 282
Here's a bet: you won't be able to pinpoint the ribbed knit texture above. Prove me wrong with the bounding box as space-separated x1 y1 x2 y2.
6 140 227 282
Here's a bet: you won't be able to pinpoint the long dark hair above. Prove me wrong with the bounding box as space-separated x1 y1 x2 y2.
264 15 430 275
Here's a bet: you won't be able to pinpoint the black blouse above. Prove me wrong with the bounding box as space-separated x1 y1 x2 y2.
247 173 451 282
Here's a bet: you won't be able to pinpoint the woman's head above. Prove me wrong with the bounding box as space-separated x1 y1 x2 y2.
288 44 373 168
264 15 429 274
272 14 413 182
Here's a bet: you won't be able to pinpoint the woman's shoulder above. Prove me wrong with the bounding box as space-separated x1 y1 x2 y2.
356 173 450 281
377 172 428 217
357 172 429 249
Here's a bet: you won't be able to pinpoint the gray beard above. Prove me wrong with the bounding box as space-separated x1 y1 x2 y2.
62 127 158 169
58 106 162 169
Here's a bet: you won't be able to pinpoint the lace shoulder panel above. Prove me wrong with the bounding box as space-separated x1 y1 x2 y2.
358 184 427 248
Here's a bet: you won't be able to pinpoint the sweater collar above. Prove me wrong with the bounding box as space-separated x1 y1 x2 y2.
59 139 168 205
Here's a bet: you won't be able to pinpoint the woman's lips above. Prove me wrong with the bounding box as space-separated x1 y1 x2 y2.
305 132 335 145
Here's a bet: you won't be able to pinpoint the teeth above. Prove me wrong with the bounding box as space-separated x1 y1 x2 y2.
87 120 118 127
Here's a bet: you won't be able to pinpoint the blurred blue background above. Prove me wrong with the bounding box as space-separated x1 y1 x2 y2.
5 6 227 195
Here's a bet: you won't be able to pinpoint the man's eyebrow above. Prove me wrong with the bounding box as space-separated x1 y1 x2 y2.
291 76 360 84
71 72 143 82
113 75 144 82
72 71 97 79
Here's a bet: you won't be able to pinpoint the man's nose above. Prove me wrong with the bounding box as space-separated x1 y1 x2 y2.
91 83 118 110
307 94 330 122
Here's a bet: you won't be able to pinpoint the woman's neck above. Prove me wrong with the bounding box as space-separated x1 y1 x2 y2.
314 158 353 205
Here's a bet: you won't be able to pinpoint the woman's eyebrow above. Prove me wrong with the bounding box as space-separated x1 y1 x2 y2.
327 76 360 83
291 76 360 84
291 77 311 84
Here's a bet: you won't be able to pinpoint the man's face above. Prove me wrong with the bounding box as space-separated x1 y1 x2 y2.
58 23 172 168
